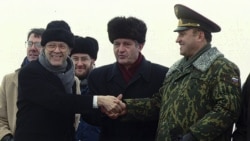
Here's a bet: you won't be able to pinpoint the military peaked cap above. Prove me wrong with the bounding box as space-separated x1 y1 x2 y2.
174 4 221 33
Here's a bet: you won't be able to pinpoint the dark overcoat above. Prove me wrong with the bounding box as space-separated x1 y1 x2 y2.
15 60 94 141
85 57 168 141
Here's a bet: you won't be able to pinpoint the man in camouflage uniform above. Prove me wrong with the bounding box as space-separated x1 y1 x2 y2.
121 4 241 141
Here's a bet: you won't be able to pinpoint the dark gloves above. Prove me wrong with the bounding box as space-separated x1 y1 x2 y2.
1 134 14 141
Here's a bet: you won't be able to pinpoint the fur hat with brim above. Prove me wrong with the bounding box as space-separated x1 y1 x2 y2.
70 36 99 60
107 16 147 44
41 20 74 48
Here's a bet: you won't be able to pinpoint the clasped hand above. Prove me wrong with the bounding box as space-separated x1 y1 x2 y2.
98 94 127 119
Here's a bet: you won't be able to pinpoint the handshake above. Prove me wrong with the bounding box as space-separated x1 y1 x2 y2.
97 94 127 119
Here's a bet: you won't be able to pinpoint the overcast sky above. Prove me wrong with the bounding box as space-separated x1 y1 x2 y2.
0 0 249 83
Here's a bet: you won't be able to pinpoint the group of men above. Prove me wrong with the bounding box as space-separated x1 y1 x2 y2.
0 3 248 141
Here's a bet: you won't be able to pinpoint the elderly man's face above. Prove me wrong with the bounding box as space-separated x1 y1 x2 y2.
113 38 143 69
44 41 71 66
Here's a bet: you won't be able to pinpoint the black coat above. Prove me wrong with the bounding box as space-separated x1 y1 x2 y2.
85 57 168 141
233 74 250 141
15 60 94 141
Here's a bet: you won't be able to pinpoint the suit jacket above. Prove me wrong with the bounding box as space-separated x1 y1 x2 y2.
15 60 93 141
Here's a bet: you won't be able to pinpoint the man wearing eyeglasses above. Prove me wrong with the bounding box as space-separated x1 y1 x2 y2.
25 38 43 63
0 28 45 141
14 20 125 141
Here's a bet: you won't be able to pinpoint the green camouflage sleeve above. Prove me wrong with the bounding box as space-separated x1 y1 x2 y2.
122 87 163 121
190 60 241 140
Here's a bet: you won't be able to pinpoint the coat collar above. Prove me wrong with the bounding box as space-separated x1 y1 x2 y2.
166 47 224 77
12 69 20 86
107 56 151 84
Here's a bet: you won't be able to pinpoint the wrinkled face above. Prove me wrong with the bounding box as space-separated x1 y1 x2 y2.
113 38 143 68
26 33 42 61
44 41 71 66
175 28 201 58
71 53 95 79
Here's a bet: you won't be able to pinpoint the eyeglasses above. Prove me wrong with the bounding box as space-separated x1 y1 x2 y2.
45 43 69 52
25 41 42 48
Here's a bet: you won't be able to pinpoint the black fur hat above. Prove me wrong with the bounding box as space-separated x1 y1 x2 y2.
41 20 74 48
107 16 147 44
70 36 99 60
86 36 99 60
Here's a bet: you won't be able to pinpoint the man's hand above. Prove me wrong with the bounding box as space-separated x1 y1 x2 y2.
100 94 127 119
97 94 126 113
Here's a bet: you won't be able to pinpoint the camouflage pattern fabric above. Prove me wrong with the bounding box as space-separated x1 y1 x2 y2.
124 47 241 141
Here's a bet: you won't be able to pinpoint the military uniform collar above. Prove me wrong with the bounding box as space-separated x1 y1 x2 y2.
166 47 224 77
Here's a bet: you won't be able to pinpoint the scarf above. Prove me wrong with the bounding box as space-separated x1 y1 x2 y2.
118 53 143 83
38 50 75 93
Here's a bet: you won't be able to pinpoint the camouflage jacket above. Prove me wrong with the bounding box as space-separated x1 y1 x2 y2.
124 47 241 141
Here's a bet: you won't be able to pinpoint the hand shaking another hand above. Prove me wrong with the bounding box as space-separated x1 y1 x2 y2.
97 94 127 119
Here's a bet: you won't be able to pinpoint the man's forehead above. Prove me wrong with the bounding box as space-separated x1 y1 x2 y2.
71 53 91 58
113 38 135 43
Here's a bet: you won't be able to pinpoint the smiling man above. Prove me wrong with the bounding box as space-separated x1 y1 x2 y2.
70 35 100 141
15 20 125 141
119 4 241 141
